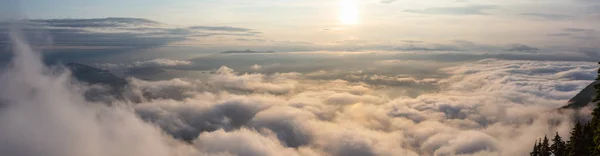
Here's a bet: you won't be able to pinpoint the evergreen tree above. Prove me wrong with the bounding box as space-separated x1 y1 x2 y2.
540 135 551 156
567 122 586 156
531 140 539 156
551 132 566 156
538 138 544 156
582 123 594 155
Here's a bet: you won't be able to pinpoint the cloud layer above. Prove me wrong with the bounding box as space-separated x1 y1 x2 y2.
0 25 598 156
120 58 593 155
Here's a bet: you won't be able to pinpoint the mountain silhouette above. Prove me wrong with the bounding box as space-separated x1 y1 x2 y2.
562 80 599 109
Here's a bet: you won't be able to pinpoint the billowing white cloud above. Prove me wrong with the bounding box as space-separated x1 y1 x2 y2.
0 28 198 156
194 128 303 156
126 59 594 155
209 66 298 94
251 64 262 70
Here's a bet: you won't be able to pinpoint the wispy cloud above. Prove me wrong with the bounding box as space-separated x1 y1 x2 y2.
563 28 595 33
404 5 497 15
548 28 596 40
236 38 267 42
548 33 571 37
393 44 463 51
188 26 253 32
380 0 396 4
519 13 573 20
31 17 160 28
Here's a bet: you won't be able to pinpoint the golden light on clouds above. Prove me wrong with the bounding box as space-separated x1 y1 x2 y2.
339 0 359 25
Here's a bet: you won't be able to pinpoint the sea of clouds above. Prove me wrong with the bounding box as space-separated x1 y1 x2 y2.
0 25 598 156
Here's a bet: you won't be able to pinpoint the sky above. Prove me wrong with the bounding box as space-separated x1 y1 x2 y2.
0 0 599 156
3 0 600 56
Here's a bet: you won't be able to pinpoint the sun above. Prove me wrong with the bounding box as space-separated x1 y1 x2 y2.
339 0 359 25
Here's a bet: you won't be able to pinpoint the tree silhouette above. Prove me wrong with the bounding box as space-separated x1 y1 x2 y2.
531 139 541 156
567 122 587 156
583 123 594 155
551 132 566 156
540 136 551 156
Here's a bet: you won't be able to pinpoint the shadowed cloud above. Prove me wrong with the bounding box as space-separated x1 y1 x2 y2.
504 44 539 52
0 17 260 51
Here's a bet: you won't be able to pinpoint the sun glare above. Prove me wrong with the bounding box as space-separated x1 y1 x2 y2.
339 0 359 25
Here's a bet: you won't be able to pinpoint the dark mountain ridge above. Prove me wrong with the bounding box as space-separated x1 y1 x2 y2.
562 80 600 109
